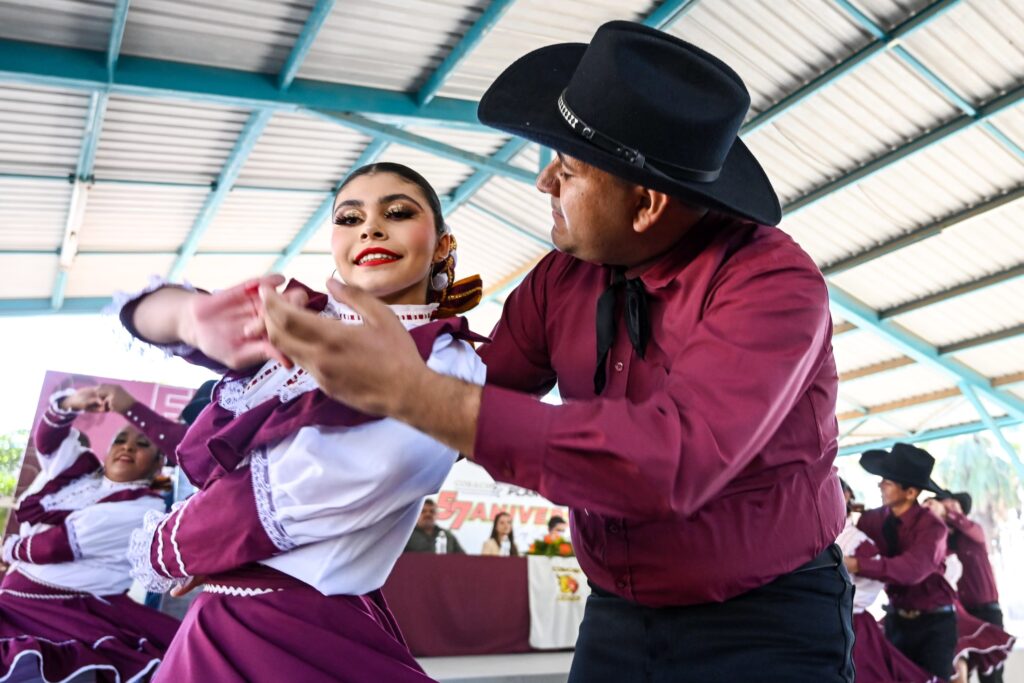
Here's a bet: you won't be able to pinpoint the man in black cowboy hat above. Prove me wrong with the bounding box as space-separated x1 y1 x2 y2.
260 21 851 681
848 443 957 680
927 490 1008 683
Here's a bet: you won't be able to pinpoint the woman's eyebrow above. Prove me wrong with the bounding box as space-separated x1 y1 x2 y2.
334 199 363 211
379 194 424 210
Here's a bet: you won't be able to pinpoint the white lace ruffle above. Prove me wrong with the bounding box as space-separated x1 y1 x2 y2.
48 389 81 418
217 378 249 417
64 519 83 561
250 447 296 553
40 473 149 512
107 274 199 358
127 509 185 594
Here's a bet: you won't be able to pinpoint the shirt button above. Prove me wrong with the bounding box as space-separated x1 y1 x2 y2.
614 361 624 372
607 523 619 534
615 579 627 589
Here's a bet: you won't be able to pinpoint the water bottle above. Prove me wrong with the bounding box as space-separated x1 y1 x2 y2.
500 537 511 557
434 529 447 555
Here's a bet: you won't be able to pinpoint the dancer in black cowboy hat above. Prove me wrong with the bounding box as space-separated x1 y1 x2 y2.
184 20 852 681
847 443 958 680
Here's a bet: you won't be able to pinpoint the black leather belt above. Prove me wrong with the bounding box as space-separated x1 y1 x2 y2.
890 604 955 619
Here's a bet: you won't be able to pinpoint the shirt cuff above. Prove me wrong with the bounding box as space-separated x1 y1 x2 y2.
124 401 179 449
856 556 885 581
472 384 551 490
45 389 81 424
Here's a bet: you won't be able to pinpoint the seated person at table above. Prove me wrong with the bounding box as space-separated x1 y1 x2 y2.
547 515 568 538
481 511 519 556
404 498 465 554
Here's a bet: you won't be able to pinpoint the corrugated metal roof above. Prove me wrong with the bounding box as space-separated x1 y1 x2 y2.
0 0 114 51
198 188 327 252
891 277 1024 347
78 184 210 252
65 253 176 297
436 0 653 101
183 253 278 291
0 253 58 298
0 84 89 177
120 0 311 75
95 96 250 184
297 0 485 92
0 178 71 249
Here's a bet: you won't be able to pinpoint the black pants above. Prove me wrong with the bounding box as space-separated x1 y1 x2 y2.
568 545 854 682
966 603 1005 683
884 609 957 680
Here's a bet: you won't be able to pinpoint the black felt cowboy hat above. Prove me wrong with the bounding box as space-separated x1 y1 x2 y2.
477 20 781 225
860 443 943 493
936 490 973 515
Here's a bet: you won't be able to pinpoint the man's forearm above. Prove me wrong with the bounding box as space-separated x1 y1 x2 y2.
394 369 482 457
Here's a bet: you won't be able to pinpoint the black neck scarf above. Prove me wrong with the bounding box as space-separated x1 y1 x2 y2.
882 514 902 556
594 267 650 394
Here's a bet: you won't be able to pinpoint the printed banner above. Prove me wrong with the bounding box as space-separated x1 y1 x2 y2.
527 555 591 649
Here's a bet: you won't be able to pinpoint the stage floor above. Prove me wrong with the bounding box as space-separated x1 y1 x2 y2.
418 652 573 683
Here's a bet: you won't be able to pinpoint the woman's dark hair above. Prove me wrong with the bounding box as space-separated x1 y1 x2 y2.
839 478 854 516
547 515 567 532
336 162 445 235
489 512 519 557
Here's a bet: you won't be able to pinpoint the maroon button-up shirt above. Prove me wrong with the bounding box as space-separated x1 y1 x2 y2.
946 510 999 607
857 504 955 611
474 212 845 607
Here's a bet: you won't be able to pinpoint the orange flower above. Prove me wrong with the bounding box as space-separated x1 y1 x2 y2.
529 543 537 553
558 543 572 556
544 533 557 544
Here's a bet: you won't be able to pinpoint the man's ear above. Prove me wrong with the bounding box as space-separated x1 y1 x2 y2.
634 188 672 235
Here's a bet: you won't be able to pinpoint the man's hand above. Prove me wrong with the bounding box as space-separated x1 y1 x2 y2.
843 556 859 575
170 575 207 597
923 498 947 520
260 279 427 417
95 384 136 415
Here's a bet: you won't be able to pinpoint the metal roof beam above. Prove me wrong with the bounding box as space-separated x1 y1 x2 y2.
829 284 1024 422
441 138 530 214
168 109 274 281
271 137 390 273
836 415 1021 456
643 0 702 30
107 0 131 79
835 0 1024 165
51 91 110 311
278 0 336 90
837 372 1024 423
0 39 481 127
959 383 1024 481
939 323 1024 356
879 264 1024 319
310 111 536 184
416 0 517 107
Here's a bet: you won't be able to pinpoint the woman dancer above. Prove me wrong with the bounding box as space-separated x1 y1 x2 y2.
122 163 486 682
0 384 182 683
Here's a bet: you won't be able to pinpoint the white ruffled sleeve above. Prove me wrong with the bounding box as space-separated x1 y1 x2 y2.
259 333 486 547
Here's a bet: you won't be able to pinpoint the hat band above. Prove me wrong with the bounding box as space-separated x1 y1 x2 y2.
557 91 721 183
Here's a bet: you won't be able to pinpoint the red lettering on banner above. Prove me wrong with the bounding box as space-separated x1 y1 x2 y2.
489 504 511 520
436 491 471 529
468 502 489 522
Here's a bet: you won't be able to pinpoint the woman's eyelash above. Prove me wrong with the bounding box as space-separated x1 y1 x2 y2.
333 213 362 225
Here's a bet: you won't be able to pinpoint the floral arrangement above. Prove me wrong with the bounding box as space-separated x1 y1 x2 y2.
527 533 574 557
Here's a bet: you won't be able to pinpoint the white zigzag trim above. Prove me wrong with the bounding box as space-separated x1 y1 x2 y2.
127 508 183 594
0 589 80 600
168 495 194 576
203 584 281 597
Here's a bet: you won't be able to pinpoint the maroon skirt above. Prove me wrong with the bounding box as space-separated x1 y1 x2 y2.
0 569 180 682
154 564 435 683
955 602 1016 676
852 611 940 683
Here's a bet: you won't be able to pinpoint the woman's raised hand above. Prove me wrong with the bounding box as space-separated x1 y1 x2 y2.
181 275 306 370
61 387 106 413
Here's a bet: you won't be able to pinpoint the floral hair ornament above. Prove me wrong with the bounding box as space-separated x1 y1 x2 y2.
429 222 482 318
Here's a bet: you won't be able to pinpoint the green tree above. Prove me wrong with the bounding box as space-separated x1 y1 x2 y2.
934 433 1022 550
0 431 28 534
